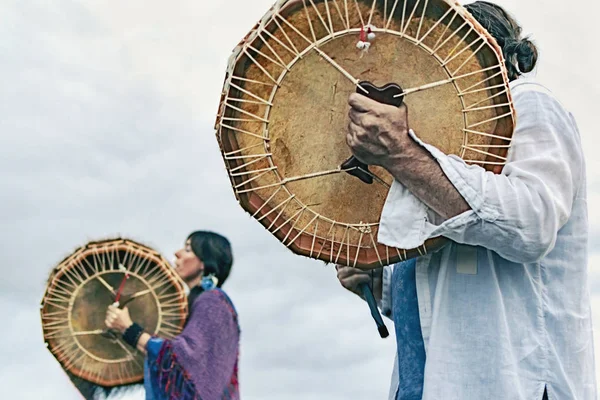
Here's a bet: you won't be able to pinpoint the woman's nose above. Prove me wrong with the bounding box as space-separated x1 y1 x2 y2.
174 249 182 258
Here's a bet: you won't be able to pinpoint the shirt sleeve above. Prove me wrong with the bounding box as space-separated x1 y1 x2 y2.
146 337 166 359
378 83 584 264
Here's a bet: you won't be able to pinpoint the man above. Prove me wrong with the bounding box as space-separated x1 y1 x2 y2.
336 2 596 399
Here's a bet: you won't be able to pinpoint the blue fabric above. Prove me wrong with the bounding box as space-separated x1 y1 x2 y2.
144 337 166 400
392 259 426 400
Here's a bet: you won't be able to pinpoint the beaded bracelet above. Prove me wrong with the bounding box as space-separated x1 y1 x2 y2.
122 322 144 348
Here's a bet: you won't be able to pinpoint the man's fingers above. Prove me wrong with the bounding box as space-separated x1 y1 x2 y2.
349 108 381 134
337 267 370 289
398 103 408 118
346 122 359 149
336 265 368 279
348 108 363 125
340 274 371 292
348 93 378 112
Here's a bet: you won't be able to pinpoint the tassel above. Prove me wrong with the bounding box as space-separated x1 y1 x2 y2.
357 25 376 54
165 374 171 394
356 26 367 50
366 25 376 41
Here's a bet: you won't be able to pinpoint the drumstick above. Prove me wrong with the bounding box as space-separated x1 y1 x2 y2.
342 81 396 338
112 264 129 307
102 265 130 340
359 282 389 339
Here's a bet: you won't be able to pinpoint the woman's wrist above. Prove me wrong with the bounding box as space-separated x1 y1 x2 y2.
120 322 133 335
136 332 152 354
122 322 145 348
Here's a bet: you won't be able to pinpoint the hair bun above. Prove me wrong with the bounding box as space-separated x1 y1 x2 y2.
502 36 538 77
515 38 538 73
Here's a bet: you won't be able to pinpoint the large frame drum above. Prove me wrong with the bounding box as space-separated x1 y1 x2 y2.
215 0 515 269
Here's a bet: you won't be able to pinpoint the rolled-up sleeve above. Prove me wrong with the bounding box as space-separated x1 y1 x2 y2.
378 84 583 264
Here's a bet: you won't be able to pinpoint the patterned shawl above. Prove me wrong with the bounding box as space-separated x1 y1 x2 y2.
145 288 240 399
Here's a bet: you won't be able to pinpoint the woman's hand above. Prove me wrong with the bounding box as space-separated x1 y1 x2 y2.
105 305 133 334
335 265 383 302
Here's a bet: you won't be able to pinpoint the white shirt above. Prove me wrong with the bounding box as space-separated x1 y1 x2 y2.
377 79 596 400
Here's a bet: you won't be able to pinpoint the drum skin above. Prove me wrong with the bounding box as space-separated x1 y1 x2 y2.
215 0 515 269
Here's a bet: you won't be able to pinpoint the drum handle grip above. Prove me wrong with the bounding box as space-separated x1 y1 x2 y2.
342 81 404 185
359 282 389 339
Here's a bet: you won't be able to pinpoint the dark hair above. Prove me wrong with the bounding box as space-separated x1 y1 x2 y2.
185 231 233 316
187 230 233 286
465 1 538 81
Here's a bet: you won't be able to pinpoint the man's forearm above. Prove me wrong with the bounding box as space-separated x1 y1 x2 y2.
384 139 470 220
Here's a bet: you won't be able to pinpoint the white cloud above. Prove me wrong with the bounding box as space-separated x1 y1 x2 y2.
1 0 599 399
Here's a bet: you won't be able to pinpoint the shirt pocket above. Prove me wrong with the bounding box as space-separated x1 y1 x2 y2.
455 245 478 275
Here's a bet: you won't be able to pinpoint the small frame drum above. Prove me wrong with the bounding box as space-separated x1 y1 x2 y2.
40 238 188 389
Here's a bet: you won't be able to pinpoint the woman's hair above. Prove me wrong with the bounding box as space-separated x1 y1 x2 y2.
185 231 233 316
187 230 233 287
465 1 538 81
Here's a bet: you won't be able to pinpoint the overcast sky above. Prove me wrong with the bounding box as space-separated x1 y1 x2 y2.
1 0 599 399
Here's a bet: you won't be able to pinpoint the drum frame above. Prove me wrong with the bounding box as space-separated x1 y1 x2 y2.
215 0 515 268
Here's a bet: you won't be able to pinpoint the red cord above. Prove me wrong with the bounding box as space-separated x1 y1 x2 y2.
114 273 130 303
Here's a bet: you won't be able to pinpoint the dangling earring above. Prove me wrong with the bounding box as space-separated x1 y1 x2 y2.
201 274 219 291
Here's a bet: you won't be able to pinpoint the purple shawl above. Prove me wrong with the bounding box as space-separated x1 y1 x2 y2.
146 289 240 399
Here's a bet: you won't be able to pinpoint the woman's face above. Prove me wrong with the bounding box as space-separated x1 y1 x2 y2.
174 239 204 284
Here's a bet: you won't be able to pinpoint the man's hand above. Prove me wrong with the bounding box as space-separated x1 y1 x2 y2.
346 92 470 219
336 265 383 302
346 93 412 168
105 305 133 334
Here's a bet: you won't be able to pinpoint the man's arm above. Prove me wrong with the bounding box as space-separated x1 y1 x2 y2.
346 93 470 220
383 138 471 220
347 86 583 263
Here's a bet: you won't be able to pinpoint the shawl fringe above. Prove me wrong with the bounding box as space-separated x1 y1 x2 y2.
156 342 198 400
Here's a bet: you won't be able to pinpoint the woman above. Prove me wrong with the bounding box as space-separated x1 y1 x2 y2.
105 231 240 400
